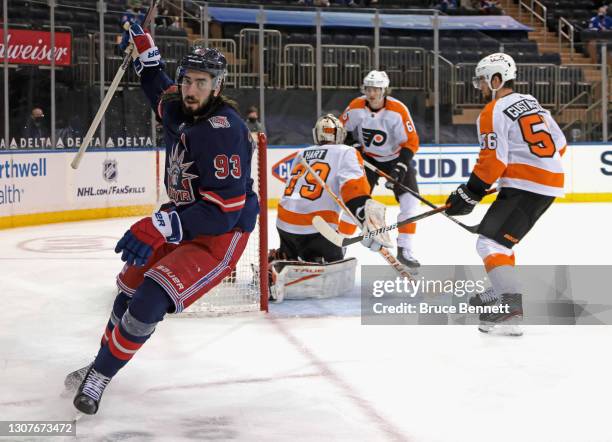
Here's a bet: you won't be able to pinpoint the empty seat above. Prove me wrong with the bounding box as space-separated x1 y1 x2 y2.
333 34 353 46
418 36 433 50
380 34 396 47
355 35 373 47
397 36 418 47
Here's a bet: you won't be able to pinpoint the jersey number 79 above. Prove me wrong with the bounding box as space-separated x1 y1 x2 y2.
283 161 331 201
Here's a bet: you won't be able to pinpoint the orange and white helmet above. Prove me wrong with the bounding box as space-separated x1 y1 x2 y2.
312 114 347 145
472 52 516 95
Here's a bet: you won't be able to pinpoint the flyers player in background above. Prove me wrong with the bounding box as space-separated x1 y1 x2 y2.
65 25 259 414
270 114 392 302
341 70 422 268
444 53 566 336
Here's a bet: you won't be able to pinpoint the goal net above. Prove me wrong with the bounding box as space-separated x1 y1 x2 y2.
179 132 269 315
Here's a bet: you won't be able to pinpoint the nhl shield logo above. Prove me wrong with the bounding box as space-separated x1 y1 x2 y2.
103 159 118 183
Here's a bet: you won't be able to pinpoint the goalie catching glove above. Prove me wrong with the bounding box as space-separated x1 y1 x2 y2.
115 210 183 266
123 23 161 76
356 199 393 251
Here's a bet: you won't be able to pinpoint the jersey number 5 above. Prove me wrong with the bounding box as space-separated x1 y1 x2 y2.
284 161 331 201
214 154 241 179
518 114 555 158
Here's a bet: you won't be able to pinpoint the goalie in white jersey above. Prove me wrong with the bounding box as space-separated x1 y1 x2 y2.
271 114 391 301
444 53 566 336
341 70 422 268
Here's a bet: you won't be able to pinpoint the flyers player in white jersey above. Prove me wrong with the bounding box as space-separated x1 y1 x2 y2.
341 70 422 268
276 114 388 262
445 53 566 336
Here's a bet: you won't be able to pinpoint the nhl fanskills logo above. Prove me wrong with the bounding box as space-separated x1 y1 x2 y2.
103 159 118 182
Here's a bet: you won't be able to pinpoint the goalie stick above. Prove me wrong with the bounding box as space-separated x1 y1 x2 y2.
298 157 413 278
362 160 495 234
71 0 159 169
313 205 448 247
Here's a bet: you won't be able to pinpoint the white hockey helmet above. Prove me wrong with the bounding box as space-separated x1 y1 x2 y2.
362 70 390 93
472 52 516 93
313 114 347 145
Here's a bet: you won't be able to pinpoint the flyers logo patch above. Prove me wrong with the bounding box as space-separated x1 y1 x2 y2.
362 128 387 148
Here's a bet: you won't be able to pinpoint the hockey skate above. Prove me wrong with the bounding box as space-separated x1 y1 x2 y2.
468 287 499 307
62 362 93 396
73 366 111 415
478 293 523 337
396 247 420 269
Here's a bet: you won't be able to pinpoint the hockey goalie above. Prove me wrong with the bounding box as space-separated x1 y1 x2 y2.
270 114 391 302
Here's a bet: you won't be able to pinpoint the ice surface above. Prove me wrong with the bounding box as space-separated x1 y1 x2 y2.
1 203 611 441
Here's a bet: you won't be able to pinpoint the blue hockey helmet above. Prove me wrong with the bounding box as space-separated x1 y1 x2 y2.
176 47 227 90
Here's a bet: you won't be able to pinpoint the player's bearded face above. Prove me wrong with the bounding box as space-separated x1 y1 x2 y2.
180 71 218 114
476 78 492 101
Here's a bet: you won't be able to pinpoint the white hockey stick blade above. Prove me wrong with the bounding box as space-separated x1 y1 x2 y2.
312 215 344 247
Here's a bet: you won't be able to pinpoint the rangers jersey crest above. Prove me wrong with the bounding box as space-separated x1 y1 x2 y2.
208 116 230 129
167 143 198 205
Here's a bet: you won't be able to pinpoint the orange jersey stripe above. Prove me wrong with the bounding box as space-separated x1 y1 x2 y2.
483 253 515 272
338 219 358 235
386 99 420 154
347 97 367 110
503 163 564 188
559 145 567 157
278 205 339 227
340 175 371 203
474 99 506 185
398 223 416 234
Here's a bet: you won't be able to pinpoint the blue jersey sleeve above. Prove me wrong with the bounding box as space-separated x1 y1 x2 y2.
140 67 175 117
177 111 256 238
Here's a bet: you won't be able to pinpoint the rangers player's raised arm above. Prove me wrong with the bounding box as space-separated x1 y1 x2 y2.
123 23 175 117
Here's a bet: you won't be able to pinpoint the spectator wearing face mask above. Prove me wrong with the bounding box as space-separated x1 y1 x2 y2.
245 106 265 137
22 107 49 142
589 6 612 30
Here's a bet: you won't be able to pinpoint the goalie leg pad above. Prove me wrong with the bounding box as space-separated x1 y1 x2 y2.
270 258 357 301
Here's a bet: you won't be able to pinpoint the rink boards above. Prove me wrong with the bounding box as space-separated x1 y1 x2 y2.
1 144 611 228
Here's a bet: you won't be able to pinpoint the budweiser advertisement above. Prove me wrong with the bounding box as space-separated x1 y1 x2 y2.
0 29 72 66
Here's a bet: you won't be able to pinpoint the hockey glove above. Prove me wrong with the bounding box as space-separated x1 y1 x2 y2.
115 210 183 266
445 184 483 216
126 23 161 76
358 199 393 252
385 160 408 190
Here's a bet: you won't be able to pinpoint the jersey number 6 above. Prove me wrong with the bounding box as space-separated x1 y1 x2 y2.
284 161 331 201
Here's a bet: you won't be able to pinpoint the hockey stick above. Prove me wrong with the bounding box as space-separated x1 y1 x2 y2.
362 160 492 234
313 204 449 248
298 157 413 278
71 0 159 169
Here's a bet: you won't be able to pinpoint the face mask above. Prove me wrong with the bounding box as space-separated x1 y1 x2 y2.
248 116 257 123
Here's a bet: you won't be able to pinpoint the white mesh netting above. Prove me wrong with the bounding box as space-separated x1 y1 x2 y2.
179 134 267 316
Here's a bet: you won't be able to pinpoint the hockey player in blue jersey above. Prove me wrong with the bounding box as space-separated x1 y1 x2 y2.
66 24 260 415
